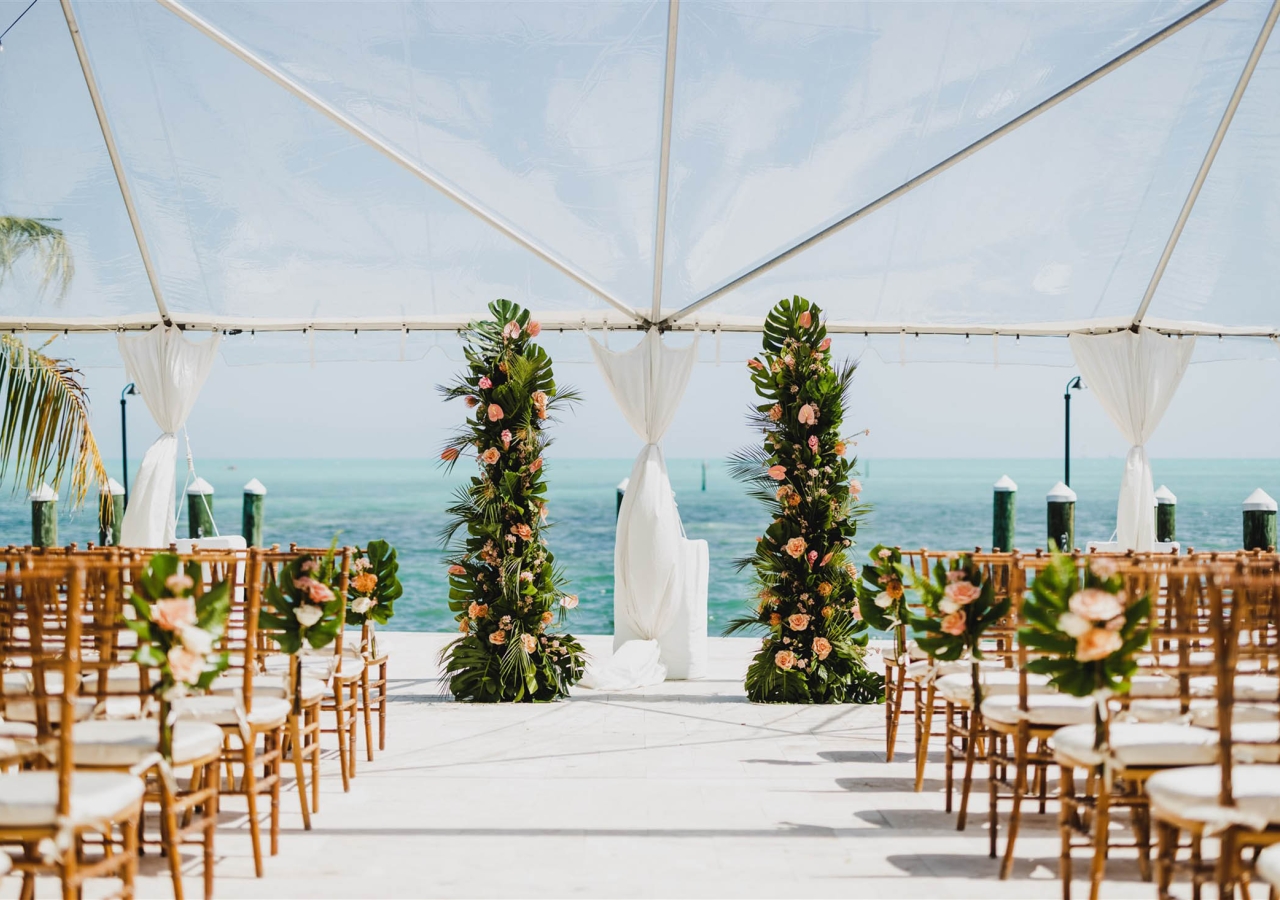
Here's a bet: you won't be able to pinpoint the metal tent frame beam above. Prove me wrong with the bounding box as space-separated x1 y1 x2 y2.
60 0 172 326
1132 0 1280 329
660 0 1228 329
152 0 647 326
649 0 680 323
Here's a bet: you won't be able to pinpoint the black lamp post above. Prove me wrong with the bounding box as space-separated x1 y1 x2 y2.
120 383 137 504
1064 376 1083 486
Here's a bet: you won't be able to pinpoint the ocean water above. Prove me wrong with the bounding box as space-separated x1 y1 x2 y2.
3 457 1276 635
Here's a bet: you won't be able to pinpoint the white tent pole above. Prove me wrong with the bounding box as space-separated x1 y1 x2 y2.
60 0 172 327
152 0 646 325
661 0 1228 328
649 0 680 323
1132 0 1280 329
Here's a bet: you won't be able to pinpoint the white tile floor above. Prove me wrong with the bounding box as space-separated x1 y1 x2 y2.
37 633 1170 898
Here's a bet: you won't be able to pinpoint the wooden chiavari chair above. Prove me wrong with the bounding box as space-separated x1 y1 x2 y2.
0 559 144 900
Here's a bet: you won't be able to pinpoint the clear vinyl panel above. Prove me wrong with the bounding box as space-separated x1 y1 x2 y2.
1146 36 1280 331
677 0 1269 331
0 0 157 323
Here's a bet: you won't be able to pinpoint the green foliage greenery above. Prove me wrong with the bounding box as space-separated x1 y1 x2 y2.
346 539 403 627
912 555 1009 662
438 299 584 702
725 296 882 704
259 546 346 656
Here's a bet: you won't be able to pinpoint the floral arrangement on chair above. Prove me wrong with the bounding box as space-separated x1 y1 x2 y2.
1019 555 1152 698
857 544 913 661
259 547 346 656
913 555 1010 707
345 540 402 628
438 299 585 702
124 553 231 760
726 296 882 704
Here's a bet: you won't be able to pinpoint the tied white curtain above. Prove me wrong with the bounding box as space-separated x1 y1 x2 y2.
1068 328 1195 551
118 326 220 547
584 328 708 686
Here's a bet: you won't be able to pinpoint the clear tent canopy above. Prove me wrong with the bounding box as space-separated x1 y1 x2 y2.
0 0 1278 365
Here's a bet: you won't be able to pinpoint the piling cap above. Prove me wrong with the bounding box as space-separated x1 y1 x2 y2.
29 483 56 502
1046 481 1077 503
1243 488 1277 512
106 478 126 497
617 477 630 492
993 475 1017 492
1154 485 1177 506
187 477 215 496
243 478 267 496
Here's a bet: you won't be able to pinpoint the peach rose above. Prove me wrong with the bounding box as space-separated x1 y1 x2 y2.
940 610 967 636
833 441 846 456
468 602 488 619
812 637 832 660
542 611 554 624
817 582 832 598
797 404 817 425
798 311 812 328
1075 627 1123 662
448 564 467 576
154 598 197 633
441 447 460 462
489 630 506 645
775 649 796 670
458 618 470 633
511 523 533 541
1068 589 1124 623
769 613 782 626
520 633 537 653
480 447 500 464
788 614 811 631
785 537 807 559
944 581 981 606
167 645 203 684
768 465 787 480
526 321 542 337
352 572 377 594
307 581 334 604
768 404 782 422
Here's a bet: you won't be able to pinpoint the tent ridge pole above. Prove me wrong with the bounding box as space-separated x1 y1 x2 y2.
1132 0 1280 329
649 0 680 323
60 0 172 327
151 0 646 325
661 0 1228 328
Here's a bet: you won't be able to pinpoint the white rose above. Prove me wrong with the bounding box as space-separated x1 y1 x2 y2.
294 604 324 628
350 596 374 615
939 598 959 615
874 594 893 609
179 625 214 655
1058 611 1091 638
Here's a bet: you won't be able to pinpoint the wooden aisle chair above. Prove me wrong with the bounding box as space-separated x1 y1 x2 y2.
0 560 144 900
356 620 389 760
1050 557 1219 900
1148 558 1280 900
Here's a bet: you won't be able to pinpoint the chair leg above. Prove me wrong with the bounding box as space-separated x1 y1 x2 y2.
1000 728 1028 879
362 669 375 762
61 835 78 900
333 686 351 792
308 704 321 814
243 739 264 878
989 733 1000 860
1134 803 1153 883
378 662 388 751
1088 768 1110 900
1155 821 1176 900
288 716 312 830
958 715 980 831
161 782 185 900
269 730 282 857
203 759 218 900
123 813 140 900
1059 765 1074 900
347 680 359 780
916 685 935 793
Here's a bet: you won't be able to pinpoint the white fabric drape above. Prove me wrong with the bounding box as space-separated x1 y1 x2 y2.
118 326 220 547
583 328 707 686
1068 328 1195 551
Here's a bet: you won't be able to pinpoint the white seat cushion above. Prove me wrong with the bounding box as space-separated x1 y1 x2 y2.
2 671 65 695
1258 843 1280 889
1188 702 1280 730
81 665 152 695
1128 674 1179 699
173 696 291 729
1229 721 1280 763
3 696 97 724
209 674 326 703
1050 722 1219 768
1147 764 1280 831
73 720 223 767
262 653 339 682
936 670 1050 707
981 693 1096 727
0 771 144 828
0 722 38 761
1190 675 1280 702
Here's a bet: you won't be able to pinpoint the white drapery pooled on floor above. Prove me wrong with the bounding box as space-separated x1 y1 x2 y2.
1068 328 1195 551
118 326 221 547
581 328 708 689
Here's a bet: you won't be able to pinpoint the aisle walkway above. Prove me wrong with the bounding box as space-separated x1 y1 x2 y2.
129 633 1154 899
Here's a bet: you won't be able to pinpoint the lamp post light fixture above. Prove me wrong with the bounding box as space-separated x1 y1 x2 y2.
1064 375 1083 487
120 382 137 504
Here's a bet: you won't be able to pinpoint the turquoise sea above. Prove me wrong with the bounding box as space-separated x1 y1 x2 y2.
2 457 1276 634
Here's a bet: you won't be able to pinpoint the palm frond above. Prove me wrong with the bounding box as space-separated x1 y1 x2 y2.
0 335 109 512
0 217 74 302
